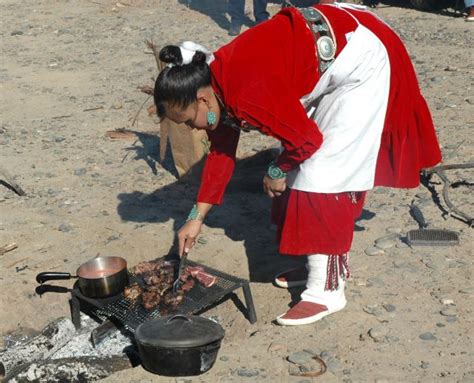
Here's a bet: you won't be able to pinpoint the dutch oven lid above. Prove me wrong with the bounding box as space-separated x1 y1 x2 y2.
135 315 225 348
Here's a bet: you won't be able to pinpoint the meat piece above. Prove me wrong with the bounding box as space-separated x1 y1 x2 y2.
123 283 142 301
194 270 217 288
181 278 195 292
186 266 205 278
142 290 160 310
162 291 184 307
133 260 162 275
142 272 161 286
146 281 171 296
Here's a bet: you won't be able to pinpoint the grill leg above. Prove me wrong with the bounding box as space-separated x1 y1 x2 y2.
70 295 81 329
241 282 257 324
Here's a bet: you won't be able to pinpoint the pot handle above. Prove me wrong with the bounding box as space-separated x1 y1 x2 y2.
36 272 73 284
166 314 192 324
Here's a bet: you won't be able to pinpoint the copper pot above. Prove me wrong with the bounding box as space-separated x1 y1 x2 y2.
36 256 128 298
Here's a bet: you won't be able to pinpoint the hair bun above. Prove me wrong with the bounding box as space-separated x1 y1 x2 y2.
159 45 182 65
191 51 207 65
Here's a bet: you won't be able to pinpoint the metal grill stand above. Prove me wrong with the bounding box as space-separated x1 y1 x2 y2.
69 260 257 331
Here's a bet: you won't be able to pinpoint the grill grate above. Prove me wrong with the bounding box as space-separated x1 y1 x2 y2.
407 229 460 246
71 258 256 332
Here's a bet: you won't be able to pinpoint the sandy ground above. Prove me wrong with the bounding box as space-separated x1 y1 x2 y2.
1 0 473 382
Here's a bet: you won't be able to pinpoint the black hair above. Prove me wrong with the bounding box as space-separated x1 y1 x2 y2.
154 45 211 118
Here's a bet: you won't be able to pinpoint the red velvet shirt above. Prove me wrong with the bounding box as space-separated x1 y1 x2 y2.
198 7 356 205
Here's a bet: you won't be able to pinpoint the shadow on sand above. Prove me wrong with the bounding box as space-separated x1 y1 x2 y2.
117 130 375 285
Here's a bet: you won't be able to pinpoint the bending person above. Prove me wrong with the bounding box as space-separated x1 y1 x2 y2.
153 3 442 326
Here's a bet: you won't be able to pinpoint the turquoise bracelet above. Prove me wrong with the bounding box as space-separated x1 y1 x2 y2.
267 161 287 180
186 204 204 222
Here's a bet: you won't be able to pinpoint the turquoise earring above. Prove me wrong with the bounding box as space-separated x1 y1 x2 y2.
207 111 217 126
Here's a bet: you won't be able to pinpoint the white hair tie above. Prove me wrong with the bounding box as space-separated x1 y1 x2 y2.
166 41 214 68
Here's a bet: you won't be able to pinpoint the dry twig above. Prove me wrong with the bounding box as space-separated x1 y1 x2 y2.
422 162 474 226
0 243 18 256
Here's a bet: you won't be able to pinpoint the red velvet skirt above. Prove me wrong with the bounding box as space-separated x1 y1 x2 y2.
272 191 366 256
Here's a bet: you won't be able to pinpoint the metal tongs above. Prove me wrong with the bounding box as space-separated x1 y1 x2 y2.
172 250 188 293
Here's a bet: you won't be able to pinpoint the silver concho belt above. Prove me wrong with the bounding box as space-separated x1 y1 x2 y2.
298 7 336 74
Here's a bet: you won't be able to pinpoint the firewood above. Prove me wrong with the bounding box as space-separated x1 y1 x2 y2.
7 355 134 383
0 317 76 379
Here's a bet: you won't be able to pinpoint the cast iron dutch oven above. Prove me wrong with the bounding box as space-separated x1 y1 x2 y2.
36 256 128 298
135 314 225 376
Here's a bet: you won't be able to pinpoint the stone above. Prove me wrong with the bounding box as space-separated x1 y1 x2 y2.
58 223 73 232
375 239 396 250
74 168 87 176
369 326 387 342
134 165 148 174
288 350 313 365
419 332 437 341
237 368 259 377
386 227 402 234
11 30 24 36
420 361 430 369
365 246 384 256
219 356 229 362
383 304 396 313
459 287 474 295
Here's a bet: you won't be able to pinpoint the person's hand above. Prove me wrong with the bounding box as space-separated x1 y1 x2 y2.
177 219 203 256
263 175 287 198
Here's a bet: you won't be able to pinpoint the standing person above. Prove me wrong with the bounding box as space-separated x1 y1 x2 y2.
229 0 269 36
465 0 474 21
153 3 442 326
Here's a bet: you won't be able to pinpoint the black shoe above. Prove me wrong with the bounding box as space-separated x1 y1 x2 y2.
228 24 241 36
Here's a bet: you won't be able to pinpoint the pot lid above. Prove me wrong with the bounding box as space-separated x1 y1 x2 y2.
135 315 225 348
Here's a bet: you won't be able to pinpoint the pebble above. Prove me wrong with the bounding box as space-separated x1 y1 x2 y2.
288 350 313 365
197 237 208 245
74 168 87 176
11 30 24 36
237 368 259 377
440 308 457 317
383 304 396 313
375 238 396 250
420 361 431 369
219 356 229 362
419 332 437 341
324 357 343 372
134 165 148 174
440 298 454 306
58 223 73 232
368 327 387 342
365 246 384 256
459 288 474 295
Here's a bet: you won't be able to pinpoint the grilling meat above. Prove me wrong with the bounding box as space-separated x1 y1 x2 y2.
124 283 142 302
142 290 161 310
126 260 217 311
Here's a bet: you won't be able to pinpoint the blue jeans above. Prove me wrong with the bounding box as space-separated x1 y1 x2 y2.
229 0 269 27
